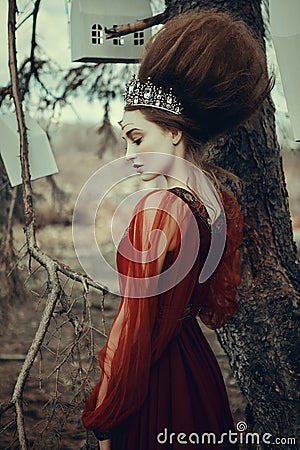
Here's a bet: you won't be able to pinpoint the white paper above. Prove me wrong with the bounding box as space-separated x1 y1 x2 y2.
270 0 300 141
0 113 58 187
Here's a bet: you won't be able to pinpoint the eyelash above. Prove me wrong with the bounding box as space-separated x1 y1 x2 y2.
123 137 142 152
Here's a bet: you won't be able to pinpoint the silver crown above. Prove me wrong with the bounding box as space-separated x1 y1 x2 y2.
123 74 183 115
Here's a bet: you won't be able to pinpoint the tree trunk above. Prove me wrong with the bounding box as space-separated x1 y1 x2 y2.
166 0 299 447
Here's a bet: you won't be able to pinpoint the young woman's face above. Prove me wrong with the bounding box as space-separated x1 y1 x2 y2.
120 109 181 182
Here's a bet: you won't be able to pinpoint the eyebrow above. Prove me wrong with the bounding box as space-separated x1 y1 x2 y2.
118 121 135 131
121 127 142 139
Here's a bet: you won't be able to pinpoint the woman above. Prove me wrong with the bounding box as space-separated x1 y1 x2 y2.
82 10 273 450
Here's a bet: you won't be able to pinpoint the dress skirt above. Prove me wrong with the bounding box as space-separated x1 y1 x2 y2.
111 317 238 450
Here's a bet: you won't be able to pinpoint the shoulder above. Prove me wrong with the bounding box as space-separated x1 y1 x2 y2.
133 188 179 209
131 189 192 224
131 189 191 230
128 189 197 249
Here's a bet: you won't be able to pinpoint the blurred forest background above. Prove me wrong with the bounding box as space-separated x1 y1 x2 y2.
0 0 299 449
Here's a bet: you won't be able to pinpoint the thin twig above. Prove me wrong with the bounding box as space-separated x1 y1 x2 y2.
16 10 33 30
0 401 14 415
55 260 109 294
100 289 108 337
47 329 88 379
21 0 41 100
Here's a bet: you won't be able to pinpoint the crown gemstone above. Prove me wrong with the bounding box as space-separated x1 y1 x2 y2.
123 74 183 115
144 87 152 99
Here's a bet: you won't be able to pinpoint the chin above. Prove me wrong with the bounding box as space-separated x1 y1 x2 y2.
140 172 160 182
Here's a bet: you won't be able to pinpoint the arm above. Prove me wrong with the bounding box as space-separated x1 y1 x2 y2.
82 190 188 435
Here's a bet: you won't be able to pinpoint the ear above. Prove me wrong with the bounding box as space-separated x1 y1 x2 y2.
171 129 183 145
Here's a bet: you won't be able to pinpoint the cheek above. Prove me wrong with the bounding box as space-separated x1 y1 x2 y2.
148 154 175 174
143 132 172 154
139 152 175 178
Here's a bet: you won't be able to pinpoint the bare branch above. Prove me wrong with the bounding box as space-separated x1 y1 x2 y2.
0 401 14 415
15 400 27 449
56 261 108 293
0 85 12 98
8 2 70 447
21 0 41 99
29 0 41 63
105 11 169 39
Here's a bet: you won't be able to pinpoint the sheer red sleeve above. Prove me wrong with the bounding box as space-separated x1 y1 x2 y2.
82 189 194 434
198 190 244 330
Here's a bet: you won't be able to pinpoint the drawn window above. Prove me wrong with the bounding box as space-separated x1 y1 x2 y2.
91 24 104 45
134 31 144 46
112 25 125 46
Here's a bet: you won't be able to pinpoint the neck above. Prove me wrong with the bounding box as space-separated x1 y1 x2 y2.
165 176 191 191
165 153 206 199
164 149 194 193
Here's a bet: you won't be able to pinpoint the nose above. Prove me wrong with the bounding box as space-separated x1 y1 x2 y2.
125 150 138 162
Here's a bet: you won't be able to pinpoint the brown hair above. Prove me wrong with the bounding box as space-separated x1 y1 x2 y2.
125 11 273 184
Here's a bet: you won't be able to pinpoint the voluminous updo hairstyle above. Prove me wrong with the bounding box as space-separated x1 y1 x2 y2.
126 10 273 157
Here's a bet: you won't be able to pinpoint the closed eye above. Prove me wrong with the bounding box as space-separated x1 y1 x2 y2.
133 138 142 145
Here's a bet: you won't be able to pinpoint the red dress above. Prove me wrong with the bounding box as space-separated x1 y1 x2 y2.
82 186 243 449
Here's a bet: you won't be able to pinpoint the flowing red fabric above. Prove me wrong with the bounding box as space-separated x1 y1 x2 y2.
82 187 243 445
197 190 244 329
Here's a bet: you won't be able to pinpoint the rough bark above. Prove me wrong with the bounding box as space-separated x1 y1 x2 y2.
164 0 299 447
